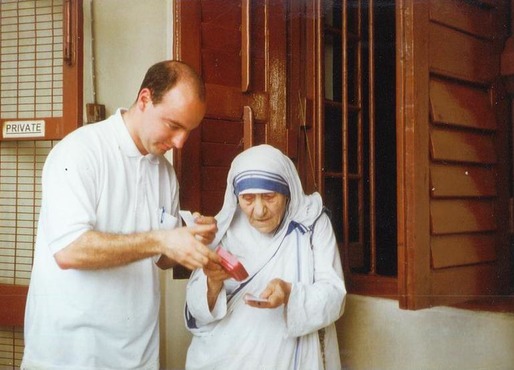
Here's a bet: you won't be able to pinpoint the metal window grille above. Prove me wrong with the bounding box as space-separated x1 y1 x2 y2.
0 139 57 369
0 326 23 368
1 0 64 120
0 140 57 286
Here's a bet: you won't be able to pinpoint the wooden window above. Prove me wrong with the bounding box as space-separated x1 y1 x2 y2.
319 0 511 309
0 5 82 364
0 140 57 366
0 0 83 141
0 2 81 366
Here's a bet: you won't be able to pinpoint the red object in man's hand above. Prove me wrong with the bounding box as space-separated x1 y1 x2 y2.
215 246 249 281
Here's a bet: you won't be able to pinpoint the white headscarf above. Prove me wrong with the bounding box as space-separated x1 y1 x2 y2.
210 145 324 270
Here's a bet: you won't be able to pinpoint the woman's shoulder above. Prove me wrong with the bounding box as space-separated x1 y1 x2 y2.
308 207 336 242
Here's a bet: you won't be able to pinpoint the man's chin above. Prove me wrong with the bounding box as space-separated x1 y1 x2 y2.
154 146 171 155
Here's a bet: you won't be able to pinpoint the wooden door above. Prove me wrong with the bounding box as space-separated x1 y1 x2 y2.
173 0 289 276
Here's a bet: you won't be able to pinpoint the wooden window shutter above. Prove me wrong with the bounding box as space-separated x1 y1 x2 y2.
398 0 511 309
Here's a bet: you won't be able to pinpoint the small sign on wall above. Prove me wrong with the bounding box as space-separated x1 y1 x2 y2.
2 120 45 139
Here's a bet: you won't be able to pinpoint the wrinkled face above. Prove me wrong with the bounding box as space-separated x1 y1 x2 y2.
238 192 288 234
137 83 206 155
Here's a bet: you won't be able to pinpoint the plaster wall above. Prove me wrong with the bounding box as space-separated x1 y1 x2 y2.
338 295 514 370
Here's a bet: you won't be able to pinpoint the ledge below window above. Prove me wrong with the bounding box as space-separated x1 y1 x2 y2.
450 295 514 314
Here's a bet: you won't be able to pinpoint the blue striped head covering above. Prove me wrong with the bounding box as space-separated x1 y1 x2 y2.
208 144 323 248
233 169 290 197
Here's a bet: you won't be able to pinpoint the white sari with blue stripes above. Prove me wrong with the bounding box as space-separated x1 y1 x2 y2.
184 145 346 370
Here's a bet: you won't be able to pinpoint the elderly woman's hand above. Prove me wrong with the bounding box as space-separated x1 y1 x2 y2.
204 261 231 310
245 278 292 309
204 260 231 283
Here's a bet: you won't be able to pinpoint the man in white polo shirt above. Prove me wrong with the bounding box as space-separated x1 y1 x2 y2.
21 60 222 369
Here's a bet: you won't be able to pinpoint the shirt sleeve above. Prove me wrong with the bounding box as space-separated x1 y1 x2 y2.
40 136 99 254
185 269 228 333
285 213 347 337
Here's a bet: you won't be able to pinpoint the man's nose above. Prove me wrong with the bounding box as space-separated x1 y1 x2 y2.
171 131 189 149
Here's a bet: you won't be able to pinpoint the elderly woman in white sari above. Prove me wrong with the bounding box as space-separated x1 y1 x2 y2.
184 144 346 370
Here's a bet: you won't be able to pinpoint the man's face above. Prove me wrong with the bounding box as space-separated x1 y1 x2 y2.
138 83 206 155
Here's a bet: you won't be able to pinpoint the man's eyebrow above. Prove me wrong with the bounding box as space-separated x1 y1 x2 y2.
164 118 186 129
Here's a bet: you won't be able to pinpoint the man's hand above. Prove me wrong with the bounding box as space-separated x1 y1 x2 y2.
191 212 217 245
157 224 218 270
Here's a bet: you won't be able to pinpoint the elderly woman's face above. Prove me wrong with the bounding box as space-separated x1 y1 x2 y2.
238 192 288 234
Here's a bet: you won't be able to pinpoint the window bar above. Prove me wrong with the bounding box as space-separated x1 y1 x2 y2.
368 0 376 274
355 0 365 271
316 1 324 196
344 0 366 273
342 0 351 270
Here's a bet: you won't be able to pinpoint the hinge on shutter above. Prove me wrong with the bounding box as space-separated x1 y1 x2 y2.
63 0 73 66
243 106 253 149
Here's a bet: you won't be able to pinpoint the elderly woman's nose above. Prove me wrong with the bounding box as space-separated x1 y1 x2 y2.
253 196 267 215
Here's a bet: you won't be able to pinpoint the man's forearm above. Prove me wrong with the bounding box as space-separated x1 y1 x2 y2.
54 230 161 270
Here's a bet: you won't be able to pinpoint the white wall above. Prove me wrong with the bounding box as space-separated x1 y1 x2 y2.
160 278 193 369
83 0 172 116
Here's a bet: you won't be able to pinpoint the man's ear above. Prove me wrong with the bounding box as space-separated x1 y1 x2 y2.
137 88 153 110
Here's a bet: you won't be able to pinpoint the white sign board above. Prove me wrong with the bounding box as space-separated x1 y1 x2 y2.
2 120 45 139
